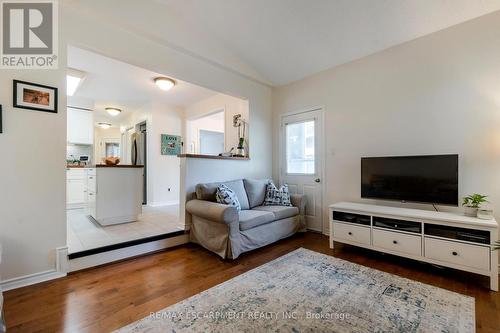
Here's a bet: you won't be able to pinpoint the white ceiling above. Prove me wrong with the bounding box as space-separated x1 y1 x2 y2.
67 46 218 124
66 0 500 86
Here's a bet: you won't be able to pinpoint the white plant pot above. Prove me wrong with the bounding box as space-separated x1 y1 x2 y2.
463 207 478 217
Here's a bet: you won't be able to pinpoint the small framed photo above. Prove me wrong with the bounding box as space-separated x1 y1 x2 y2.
13 80 58 113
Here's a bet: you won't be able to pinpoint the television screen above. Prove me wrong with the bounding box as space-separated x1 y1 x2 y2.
361 154 458 206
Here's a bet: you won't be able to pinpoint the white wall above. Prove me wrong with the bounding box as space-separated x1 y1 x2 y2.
119 101 182 206
149 102 183 206
0 8 67 280
273 11 500 236
185 93 250 154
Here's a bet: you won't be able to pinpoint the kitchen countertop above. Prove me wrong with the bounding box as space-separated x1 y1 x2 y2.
177 154 249 160
95 164 144 168
67 164 144 168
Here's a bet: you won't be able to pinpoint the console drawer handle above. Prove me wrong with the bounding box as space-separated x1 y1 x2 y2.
393 240 398 244
348 232 353 235
452 251 458 256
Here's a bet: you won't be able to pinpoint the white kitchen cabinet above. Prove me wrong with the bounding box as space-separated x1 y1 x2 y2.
67 168 87 209
86 168 96 214
67 107 94 145
67 178 86 208
90 166 143 225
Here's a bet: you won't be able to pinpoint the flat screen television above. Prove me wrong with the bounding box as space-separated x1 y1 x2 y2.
361 154 459 206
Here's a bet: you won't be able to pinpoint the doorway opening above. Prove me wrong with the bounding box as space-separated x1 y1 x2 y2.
186 110 225 155
65 45 249 259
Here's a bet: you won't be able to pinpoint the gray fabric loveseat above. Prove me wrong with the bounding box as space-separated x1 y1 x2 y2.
186 179 306 259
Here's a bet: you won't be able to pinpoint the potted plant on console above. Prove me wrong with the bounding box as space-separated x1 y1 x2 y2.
462 193 488 217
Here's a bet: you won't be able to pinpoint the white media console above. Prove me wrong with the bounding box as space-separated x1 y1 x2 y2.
329 202 499 291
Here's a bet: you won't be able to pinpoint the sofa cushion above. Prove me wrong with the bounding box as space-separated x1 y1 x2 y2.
243 178 271 208
253 205 299 220
215 184 241 211
264 181 292 206
238 210 275 231
196 179 250 210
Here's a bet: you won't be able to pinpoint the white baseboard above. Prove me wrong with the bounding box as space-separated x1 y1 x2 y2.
1 246 68 292
67 203 87 210
0 234 189 290
56 246 69 274
1 270 66 292
68 234 188 272
96 214 139 226
147 200 179 207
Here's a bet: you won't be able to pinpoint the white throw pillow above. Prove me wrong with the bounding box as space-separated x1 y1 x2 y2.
264 181 292 206
216 184 241 211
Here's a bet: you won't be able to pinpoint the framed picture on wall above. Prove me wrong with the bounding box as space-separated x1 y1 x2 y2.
161 134 182 155
13 80 58 113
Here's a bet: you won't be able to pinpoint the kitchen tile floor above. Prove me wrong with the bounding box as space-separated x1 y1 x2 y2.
67 204 184 254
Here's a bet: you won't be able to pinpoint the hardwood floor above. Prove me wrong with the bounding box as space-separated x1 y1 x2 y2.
4 232 500 333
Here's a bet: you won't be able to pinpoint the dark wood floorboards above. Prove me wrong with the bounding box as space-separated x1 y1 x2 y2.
4 232 500 333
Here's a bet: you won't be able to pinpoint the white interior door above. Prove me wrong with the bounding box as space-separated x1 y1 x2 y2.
281 109 324 232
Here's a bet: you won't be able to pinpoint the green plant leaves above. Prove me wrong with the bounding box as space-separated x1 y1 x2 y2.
462 193 488 208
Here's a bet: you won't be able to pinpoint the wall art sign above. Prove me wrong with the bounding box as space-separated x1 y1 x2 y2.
161 134 181 155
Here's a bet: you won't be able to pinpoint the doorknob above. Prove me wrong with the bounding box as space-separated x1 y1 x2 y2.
314 178 321 183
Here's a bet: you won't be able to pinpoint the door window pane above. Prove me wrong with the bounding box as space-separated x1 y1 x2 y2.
286 120 315 174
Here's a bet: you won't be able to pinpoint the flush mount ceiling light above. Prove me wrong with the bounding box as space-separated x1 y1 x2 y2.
98 122 112 129
154 77 176 91
67 68 86 96
105 107 122 116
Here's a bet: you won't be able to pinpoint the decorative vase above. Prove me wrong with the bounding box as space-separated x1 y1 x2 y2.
463 207 478 217
235 147 246 157
477 209 494 220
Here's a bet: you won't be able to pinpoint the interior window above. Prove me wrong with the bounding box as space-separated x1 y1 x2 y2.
105 142 120 157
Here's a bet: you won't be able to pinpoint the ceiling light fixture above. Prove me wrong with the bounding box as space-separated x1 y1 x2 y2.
98 122 112 129
105 107 122 116
154 77 176 91
67 68 86 96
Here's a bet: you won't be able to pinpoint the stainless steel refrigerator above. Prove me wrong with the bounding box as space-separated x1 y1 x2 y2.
131 122 147 204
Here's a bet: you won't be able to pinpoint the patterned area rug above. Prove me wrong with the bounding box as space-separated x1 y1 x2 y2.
116 248 474 333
